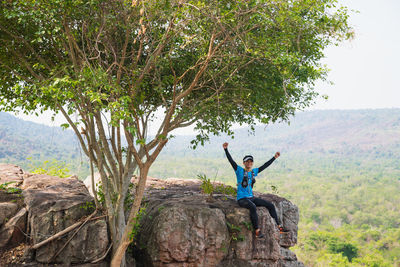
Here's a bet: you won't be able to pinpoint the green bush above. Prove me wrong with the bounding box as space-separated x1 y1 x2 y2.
27 158 71 178
198 174 214 197
0 181 22 194
198 173 236 199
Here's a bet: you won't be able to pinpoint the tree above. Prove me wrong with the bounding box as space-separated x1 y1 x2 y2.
0 0 352 265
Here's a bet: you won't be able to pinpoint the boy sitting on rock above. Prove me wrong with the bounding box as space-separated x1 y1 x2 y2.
222 142 285 238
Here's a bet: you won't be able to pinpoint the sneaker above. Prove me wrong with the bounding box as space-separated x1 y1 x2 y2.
255 229 265 238
278 225 287 234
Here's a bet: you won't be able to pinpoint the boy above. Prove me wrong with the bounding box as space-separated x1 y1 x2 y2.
223 142 284 238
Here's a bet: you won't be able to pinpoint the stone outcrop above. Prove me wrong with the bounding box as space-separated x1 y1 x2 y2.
0 202 18 227
0 163 24 186
0 164 109 266
22 173 109 264
0 164 27 250
131 177 304 267
0 207 27 248
1 163 304 266
83 172 101 197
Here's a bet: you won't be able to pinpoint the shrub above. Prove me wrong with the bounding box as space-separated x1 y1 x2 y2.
27 158 71 178
198 173 236 200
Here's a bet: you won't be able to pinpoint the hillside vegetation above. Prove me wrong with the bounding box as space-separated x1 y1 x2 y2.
151 109 400 266
0 112 89 177
1 109 399 266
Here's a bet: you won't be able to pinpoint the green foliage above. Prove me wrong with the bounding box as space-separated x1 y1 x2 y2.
96 182 105 206
226 221 241 233
306 231 358 262
232 234 245 242
28 158 71 178
124 183 135 210
198 173 236 200
0 0 353 147
0 181 15 190
129 204 148 242
0 2 353 261
270 184 279 194
241 221 253 231
215 184 236 197
79 201 95 212
219 246 228 254
0 113 90 179
226 221 245 242
198 174 214 197
96 180 118 206
157 205 165 213
0 181 22 194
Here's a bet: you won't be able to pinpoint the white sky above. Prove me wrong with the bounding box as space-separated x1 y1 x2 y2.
10 0 400 134
312 0 400 110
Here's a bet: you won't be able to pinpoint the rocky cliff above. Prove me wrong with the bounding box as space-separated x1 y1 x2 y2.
0 164 304 266
0 163 108 266
129 177 304 267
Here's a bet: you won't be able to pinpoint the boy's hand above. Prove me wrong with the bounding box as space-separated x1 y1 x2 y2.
274 152 280 158
222 142 229 149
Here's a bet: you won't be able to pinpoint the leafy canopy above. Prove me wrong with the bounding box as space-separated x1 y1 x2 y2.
0 0 353 145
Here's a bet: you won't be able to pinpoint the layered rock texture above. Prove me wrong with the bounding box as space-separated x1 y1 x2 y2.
1 164 304 266
0 163 108 266
131 177 304 267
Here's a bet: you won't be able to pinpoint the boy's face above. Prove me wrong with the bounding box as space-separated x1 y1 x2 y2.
243 160 253 169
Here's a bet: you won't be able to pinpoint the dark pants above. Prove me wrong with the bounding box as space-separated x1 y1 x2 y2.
237 197 281 230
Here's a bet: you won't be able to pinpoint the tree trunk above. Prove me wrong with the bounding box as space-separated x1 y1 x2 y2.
110 163 150 267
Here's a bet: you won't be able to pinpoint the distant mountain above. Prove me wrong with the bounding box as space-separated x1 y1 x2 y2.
148 108 400 180
0 112 87 176
1 108 399 178
159 108 400 159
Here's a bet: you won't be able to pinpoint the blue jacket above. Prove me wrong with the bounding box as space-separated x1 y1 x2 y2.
224 148 276 200
235 166 259 200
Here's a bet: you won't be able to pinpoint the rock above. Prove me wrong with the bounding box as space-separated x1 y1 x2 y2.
0 208 27 248
138 203 230 266
225 207 281 262
21 247 35 263
131 177 304 267
74 262 110 267
280 247 297 261
22 174 93 214
0 190 24 206
279 260 306 267
0 163 25 186
217 259 281 267
83 172 101 197
253 192 299 248
0 164 304 266
22 174 109 264
0 202 19 227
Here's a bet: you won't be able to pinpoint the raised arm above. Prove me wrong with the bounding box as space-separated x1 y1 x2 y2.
258 152 280 173
223 143 238 171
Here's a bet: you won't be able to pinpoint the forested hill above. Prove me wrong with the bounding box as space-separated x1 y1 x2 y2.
157 108 400 161
1 108 400 176
0 112 85 175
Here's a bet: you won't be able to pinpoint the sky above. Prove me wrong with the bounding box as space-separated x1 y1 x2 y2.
312 0 400 110
10 0 400 134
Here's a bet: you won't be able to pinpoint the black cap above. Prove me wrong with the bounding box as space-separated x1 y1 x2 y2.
243 155 253 162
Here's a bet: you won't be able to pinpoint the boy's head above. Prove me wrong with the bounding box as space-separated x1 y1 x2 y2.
243 155 254 169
